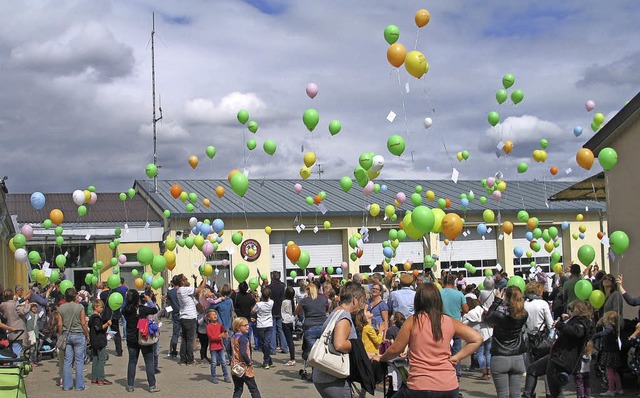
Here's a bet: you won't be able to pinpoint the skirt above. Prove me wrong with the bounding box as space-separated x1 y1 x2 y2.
599 351 620 369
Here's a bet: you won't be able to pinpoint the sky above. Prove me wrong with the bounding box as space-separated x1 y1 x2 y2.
1 0 638 194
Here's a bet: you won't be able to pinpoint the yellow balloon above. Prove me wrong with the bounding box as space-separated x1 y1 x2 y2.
391 265 398 273
323 221 331 229
496 181 507 192
403 262 412 271
134 278 144 290
431 208 446 233
163 251 176 266
286 241 294 247
544 242 554 253
367 169 380 180
369 203 381 217
8 238 16 253
552 263 563 274
299 166 312 180
425 190 435 201
404 51 427 79
303 152 316 168
394 199 400 207
434 282 442 290
385 205 395 218
391 239 400 249
383 263 389 271
579 225 587 233
264 226 272 235
576 214 584 221
456 152 463 161
83 189 91 203
203 263 213 276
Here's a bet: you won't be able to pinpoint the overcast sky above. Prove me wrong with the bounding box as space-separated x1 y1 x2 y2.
1 0 638 195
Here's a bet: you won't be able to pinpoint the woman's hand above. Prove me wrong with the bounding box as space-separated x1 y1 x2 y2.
449 355 460 366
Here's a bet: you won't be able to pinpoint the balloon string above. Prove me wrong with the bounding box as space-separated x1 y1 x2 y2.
516 181 526 210
241 198 249 230
395 69 414 164
261 158 272 186
242 128 247 169
414 28 420 51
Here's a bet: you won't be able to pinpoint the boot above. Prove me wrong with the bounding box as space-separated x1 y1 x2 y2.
480 369 491 380
521 373 537 398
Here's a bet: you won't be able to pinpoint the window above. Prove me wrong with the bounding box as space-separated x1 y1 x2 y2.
39 243 95 269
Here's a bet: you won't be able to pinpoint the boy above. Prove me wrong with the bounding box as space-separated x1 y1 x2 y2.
89 299 112 385
206 309 230 383
25 303 42 366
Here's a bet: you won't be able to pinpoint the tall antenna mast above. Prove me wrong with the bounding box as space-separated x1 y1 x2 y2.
151 12 162 193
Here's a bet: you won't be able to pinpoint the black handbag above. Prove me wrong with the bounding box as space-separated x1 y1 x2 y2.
528 323 554 359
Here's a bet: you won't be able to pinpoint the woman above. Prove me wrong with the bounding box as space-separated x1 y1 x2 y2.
523 282 553 362
375 283 482 397
0 289 29 358
617 273 640 319
295 283 328 362
484 286 529 398
522 300 594 398
122 289 159 393
57 288 89 391
600 274 623 323
312 282 365 397
478 277 496 309
462 297 493 380
367 282 389 334
281 287 296 366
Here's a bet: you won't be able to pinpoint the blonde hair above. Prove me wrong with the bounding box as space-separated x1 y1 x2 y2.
306 283 318 300
599 310 619 328
568 300 593 319
232 317 248 332
505 286 527 319
584 340 594 356
525 281 544 297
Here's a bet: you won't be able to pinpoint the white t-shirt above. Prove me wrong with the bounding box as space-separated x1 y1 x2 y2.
177 286 197 320
254 300 273 328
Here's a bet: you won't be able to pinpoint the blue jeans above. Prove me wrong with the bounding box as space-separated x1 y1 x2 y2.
11 341 22 359
170 315 180 355
302 325 323 361
153 341 159 371
232 374 261 398
256 327 272 365
270 316 288 354
63 333 86 391
127 343 156 389
250 321 259 348
477 339 492 370
451 336 462 377
210 349 229 380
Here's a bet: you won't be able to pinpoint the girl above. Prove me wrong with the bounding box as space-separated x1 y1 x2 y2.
462 297 493 380
254 288 274 369
281 287 296 366
145 290 161 374
206 309 230 383
357 307 383 356
230 317 261 398
575 340 593 398
196 303 209 363
592 310 622 396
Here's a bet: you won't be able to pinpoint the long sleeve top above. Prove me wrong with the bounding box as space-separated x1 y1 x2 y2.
362 324 383 354
206 322 225 351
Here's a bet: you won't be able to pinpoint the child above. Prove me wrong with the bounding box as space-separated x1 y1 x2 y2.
89 299 112 385
592 311 622 396
576 340 593 398
196 303 209 363
281 287 296 366
356 307 383 355
145 290 161 374
254 288 273 369
206 309 230 383
25 303 41 366
230 317 261 397
385 312 405 344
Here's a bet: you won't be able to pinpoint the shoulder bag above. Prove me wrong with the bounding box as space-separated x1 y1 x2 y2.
56 304 79 351
528 322 554 360
137 308 160 346
308 309 350 378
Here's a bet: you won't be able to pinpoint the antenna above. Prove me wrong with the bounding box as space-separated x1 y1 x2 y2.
316 163 324 180
151 13 163 193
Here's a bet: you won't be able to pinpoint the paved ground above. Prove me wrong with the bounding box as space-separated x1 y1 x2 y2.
20 320 640 397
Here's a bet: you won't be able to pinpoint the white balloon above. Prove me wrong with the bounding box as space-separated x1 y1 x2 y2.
423 117 433 129
189 217 198 228
371 155 385 172
72 190 85 206
14 248 28 264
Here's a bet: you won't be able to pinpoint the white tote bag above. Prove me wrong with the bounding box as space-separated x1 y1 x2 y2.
308 309 350 378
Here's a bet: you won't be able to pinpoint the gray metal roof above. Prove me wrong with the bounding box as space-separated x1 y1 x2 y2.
135 179 605 219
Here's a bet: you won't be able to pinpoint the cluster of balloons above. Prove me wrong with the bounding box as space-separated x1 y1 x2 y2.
384 9 431 79
345 151 386 191
480 176 507 202
348 233 364 261
488 74 524 127
169 183 200 212
286 242 311 271
237 109 258 133
575 146 618 174
119 187 137 203
456 150 470 162
304 191 327 206
72 186 98 217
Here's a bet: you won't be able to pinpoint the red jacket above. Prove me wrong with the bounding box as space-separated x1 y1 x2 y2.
206 322 225 351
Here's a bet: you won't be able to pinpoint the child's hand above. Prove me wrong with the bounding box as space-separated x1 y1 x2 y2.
106 319 112 326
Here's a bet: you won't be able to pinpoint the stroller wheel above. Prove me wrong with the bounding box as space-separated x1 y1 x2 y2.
299 369 308 380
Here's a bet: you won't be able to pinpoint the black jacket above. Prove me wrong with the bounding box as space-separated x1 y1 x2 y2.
348 338 376 395
88 314 108 349
550 315 594 373
485 298 528 357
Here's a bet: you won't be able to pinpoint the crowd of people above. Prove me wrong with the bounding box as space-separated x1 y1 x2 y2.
2 263 640 397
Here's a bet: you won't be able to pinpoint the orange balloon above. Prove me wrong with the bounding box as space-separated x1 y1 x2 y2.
387 43 407 68
503 140 513 154
49 209 64 226
412 269 420 277
502 221 514 235
597 231 604 240
215 186 225 198
355 247 364 258
445 198 451 209
203 198 211 207
415 9 430 28
527 218 538 230
403 262 412 271
550 166 558 175
576 148 595 170
170 184 182 199
228 169 240 183
313 195 322 205
441 213 463 240
286 244 301 263
134 278 144 290
443 239 450 245
188 155 199 169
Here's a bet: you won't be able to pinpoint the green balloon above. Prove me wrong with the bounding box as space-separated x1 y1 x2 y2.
437 198 446 210
178 238 185 247
488 111 500 127
230 172 249 197
383 24 400 45
589 289 605 309
424 255 436 268
511 89 524 104
108 242 116 250
163 209 171 218
496 89 508 104
179 192 188 202
43 219 52 229
263 139 277 156
396 230 407 241
131 269 139 277
531 242 541 252
128 188 136 199
186 203 195 213
598 147 618 171
350 253 357 261
359 152 374 170
542 230 551 243
353 166 368 188
387 135 406 156
610 230 629 255
507 275 526 293
315 265 323 275
247 139 257 150
77 205 87 216
107 274 120 289
328 120 341 135
326 266 334 275
305 196 313 205
461 150 470 160
549 226 559 239
373 184 381 194
237 110 249 125
151 255 167 273
108 292 123 311
410 192 422 206
234 263 250 283
297 250 310 270
112 266 120 275
114 228 122 236
502 74 515 89
247 120 258 133
188 192 198 203
232 232 243 245
145 164 158 178
551 251 561 264
517 162 529 173
13 233 27 248
49 269 60 284
574 279 593 300
54 226 63 236
137 247 154 265
517 210 529 222
533 228 542 239
60 280 73 295
151 276 165 290
591 122 599 132
55 236 64 246
479 196 487 204
206 146 216 159
28 251 41 265
539 139 548 149
248 277 259 291
87 186 96 192
119 192 127 201
289 270 297 279
411 206 434 233
577 245 595 266
593 112 605 126
303 109 319 132
388 229 398 241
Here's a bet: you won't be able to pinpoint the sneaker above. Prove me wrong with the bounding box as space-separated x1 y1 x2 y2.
91 380 98 384
149 386 161 393
285 360 296 366
154 369 161 374
211 378 219 384
616 391 624 396
101 379 113 385
262 364 270 369
600 392 616 397
126 386 134 392
186 361 196 366
223 377 231 383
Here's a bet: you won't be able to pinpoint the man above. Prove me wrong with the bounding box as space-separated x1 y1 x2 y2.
562 263 582 311
115 278 128 338
176 274 206 365
166 277 182 358
99 286 123 356
267 271 288 355
440 274 469 379
494 272 507 290
387 273 415 318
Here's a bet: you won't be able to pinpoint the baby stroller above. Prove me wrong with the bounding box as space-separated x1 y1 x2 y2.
383 357 409 398
0 330 32 398
37 331 56 359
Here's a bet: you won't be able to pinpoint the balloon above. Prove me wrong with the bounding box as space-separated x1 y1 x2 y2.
423 117 433 129
441 213 463 240
43 219 52 229
477 223 488 236
502 74 515 89
151 276 165 290
387 43 406 68
145 164 158 178
137 247 154 265
359 152 374 170
303 109 319 132
108 292 124 311
328 120 341 135
503 140 513 154
513 247 524 258
412 206 434 233
151 255 167 273
205 146 216 159
247 121 258 133
585 100 595 112
589 290 605 309
483 209 495 223
77 205 87 217
306 83 318 99
369 203 381 217
237 110 250 124
414 9 430 27
49 209 64 226
576 148 595 170
230 172 249 197
598 147 618 171
170 184 182 199
574 279 593 300
539 139 548 149
20 224 33 240
286 244 301 263
507 276 526 293
231 232 243 246
72 190 85 206
234 264 250 283
304 152 316 168
511 89 524 104
247 277 260 291
28 250 41 265
488 111 500 127
550 166 558 175
387 135 406 156
289 270 297 279
577 245 595 266
593 112 605 126
263 140 277 156
55 236 64 246
496 89 508 104
609 230 630 254
246 139 257 151
30 192 45 210
573 126 583 137
405 51 427 79
591 122 599 132
188 155 199 169
297 250 310 270
383 24 400 45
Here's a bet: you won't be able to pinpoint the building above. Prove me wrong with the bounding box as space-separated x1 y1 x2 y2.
0 177 15 289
